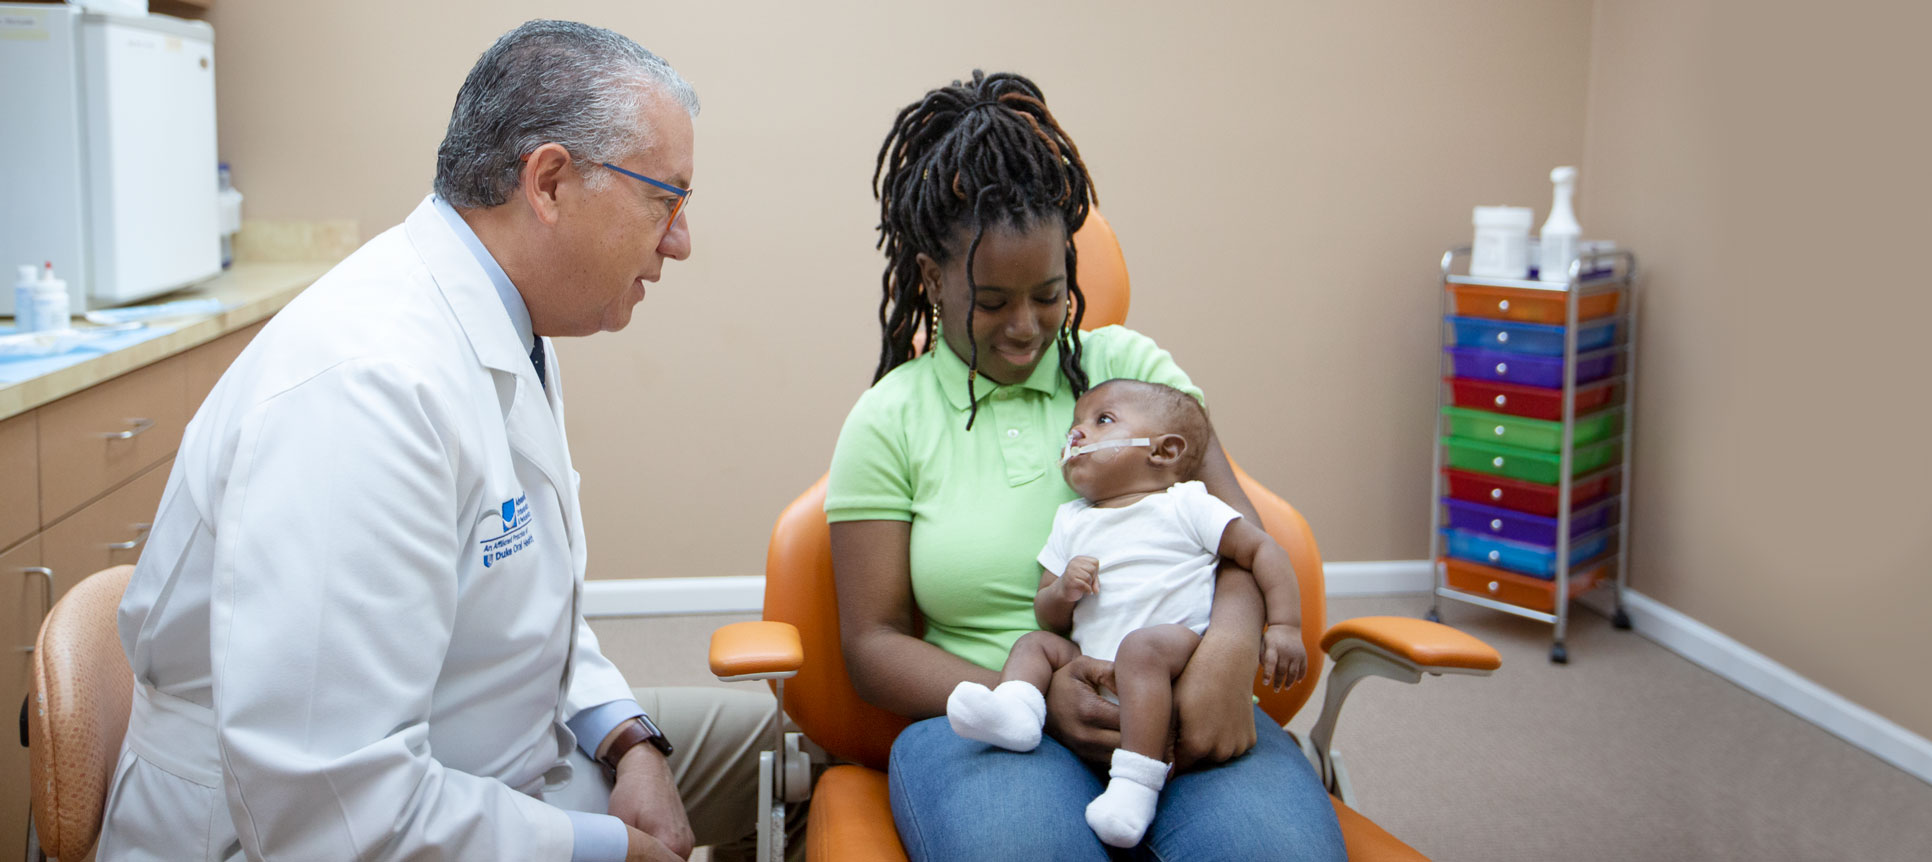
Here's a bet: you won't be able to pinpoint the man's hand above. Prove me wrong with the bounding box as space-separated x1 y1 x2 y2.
1260 624 1307 691
609 745 694 860
625 826 688 862
1042 654 1120 763
1170 628 1260 772
1055 556 1100 602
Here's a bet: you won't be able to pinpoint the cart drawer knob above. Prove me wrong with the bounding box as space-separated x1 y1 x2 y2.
1496 332 1509 344
1492 456 1505 468
1495 362 1508 375
1487 580 1500 594
1494 394 1507 407
1498 299 1511 311
1487 551 1501 562
1490 488 1503 499
1494 425 1507 436
1490 519 1503 531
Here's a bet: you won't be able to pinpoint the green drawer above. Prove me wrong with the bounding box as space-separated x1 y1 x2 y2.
1441 436 1622 484
1441 406 1621 452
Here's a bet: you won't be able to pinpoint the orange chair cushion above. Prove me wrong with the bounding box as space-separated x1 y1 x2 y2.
1319 616 1503 672
709 620 804 679
803 763 1427 861
1333 796 1430 861
806 765 910 862
28 565 137 862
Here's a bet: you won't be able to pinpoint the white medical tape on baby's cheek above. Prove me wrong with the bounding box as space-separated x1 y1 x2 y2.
1060 436 1153 464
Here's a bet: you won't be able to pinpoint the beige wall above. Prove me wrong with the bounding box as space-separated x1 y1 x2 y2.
1583 0 1932 739
206 0 1594 573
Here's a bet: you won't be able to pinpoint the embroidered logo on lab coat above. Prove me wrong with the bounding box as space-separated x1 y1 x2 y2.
480 493 535 568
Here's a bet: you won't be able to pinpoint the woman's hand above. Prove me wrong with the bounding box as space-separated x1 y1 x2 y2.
1043 655 1121 763
1170 624 1261 772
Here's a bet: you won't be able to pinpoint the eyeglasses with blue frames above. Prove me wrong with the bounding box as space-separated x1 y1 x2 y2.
602 162 691 228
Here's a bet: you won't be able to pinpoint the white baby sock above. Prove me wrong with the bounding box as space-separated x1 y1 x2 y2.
1085 748 1169 848
945 679 1047 751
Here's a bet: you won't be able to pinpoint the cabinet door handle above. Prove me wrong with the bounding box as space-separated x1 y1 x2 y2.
105 522 152 551
100 417 156 440
18 567 53 654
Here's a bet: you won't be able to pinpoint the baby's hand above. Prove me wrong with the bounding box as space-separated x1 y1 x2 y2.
1260 624 1307 691
1057 556 1100 601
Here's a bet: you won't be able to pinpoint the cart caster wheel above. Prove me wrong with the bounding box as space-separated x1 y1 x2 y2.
1612 608 1632 630
1423 607 1441 623
1550 643 1568 664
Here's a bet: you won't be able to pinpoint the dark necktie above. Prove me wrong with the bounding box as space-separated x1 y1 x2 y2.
530 340 547 390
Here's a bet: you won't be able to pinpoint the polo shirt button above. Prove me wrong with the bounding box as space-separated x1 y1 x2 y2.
1007 429 1020 438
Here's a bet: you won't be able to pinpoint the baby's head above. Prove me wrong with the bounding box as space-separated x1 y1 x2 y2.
1060 379 1210 502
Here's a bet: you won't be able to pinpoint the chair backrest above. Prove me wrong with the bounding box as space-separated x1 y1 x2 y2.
27 564 136 861
770 211 1325 770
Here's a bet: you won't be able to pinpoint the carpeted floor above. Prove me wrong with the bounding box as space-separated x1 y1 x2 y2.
591 595 1932 861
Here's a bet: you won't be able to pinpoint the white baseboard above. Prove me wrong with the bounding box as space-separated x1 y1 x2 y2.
581 562 1435 618
1322 560 1434 596
1585 589 1932 786
582 566 1932 787
583 576 763 618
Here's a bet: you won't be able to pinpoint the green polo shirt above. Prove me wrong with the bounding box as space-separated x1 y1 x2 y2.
825 325 1204 671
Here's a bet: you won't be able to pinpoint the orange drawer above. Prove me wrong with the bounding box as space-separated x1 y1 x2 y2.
0 411 36 551
1448 283 1620 324
42 458 171 601
37 358 187 525
1441 557 1607 613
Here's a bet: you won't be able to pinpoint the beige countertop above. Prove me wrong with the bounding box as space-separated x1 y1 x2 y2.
0 261 333 421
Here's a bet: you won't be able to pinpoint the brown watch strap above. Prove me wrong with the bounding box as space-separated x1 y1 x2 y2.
598 716 672 771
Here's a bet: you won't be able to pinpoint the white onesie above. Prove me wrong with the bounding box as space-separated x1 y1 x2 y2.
1036 480 1243 662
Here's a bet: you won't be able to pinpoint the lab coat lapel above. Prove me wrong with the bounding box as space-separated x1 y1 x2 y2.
403 198 577 556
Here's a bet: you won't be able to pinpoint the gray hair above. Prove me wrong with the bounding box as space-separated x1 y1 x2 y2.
434 20 699 208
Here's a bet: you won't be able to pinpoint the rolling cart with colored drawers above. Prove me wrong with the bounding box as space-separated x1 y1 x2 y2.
1423 246 1638 663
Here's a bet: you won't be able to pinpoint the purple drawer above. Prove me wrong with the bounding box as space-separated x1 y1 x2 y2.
1442 497 1615 545
1445 346 1616 389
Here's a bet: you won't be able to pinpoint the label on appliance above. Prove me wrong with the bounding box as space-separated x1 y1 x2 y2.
0 11 48 40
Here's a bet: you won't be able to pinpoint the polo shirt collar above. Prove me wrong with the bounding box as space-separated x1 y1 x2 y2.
931 327 1065 411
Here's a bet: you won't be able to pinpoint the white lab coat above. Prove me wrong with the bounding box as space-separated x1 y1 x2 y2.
99 197 635 861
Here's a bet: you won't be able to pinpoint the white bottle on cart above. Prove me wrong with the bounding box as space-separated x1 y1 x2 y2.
1538 166 1581 284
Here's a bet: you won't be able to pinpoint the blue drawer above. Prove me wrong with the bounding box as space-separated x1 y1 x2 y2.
1446 316 1617 356
1441 528 1611 579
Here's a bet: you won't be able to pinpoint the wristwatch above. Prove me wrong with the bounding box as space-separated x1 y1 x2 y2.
598 714 674 771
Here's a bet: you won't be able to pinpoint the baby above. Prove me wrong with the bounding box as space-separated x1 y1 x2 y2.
945 378 1307 848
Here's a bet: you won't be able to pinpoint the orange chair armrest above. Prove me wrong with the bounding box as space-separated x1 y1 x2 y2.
1320 616 1501 673
709 621 805 681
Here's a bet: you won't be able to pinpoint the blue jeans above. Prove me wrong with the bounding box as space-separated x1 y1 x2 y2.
888 706 1346 861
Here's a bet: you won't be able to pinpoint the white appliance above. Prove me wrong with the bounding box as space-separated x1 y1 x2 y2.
0 4 219 315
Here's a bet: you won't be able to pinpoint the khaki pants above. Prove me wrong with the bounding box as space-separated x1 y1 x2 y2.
549 686 804 862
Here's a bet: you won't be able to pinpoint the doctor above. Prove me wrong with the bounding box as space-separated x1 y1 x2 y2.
102 20 774 862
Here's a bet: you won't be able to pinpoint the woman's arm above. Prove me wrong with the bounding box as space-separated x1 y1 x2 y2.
830 519 1000 718
1171 428 1267 771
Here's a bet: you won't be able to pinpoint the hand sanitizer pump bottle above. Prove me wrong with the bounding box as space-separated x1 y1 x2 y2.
1538 166 1581 284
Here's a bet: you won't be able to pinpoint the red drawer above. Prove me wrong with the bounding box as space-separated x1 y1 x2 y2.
1442 468 1617 517
1445 377 1614 421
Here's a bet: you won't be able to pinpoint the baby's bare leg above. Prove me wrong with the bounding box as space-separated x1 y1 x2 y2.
1004 630 1083 690
1086 624 1201 848
1112 624 1203 760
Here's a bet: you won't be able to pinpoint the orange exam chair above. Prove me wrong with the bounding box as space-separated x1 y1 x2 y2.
709 212 1502 861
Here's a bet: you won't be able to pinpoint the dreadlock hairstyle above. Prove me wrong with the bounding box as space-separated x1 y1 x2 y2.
872 70 1098 430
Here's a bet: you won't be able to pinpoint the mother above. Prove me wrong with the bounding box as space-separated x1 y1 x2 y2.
825 71 1345 860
